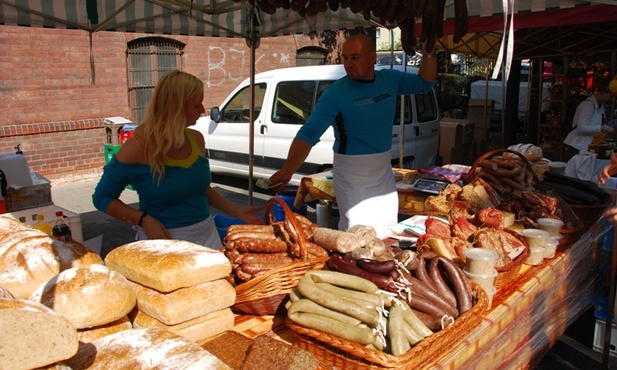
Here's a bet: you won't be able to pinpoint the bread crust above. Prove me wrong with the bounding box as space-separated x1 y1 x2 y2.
30 265 136 329
0 298 78 370
105 240 232 292
130 279 236 325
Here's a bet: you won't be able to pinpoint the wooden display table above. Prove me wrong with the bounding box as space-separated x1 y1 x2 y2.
227 220 606 369
294 169 430 216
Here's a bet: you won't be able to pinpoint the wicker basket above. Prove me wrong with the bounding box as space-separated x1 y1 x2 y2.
232 197 328 316
464 149 540 189
494 228 530 289
287 282 488 370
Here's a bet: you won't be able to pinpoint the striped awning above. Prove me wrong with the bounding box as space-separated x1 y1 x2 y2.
0 0 606 38
0 0 376 37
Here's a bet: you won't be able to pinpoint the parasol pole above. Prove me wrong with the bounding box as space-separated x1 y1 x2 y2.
246 5 260 205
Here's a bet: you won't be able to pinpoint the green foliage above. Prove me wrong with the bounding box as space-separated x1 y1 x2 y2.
435 74 486 117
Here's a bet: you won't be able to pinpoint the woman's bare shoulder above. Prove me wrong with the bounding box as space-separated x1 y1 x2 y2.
114 138 148 164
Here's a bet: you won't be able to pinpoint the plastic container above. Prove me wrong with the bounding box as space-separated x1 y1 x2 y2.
521 228 550 249
536 218 563 238
31 214 52 235
463 268 498 293
464 248 499 275
544 238 559 259
486 286 497 310
274 188 307 222
525 246 545 266
52 211 72 242
213 214 244 241
548 161 566 174
0 153 32 187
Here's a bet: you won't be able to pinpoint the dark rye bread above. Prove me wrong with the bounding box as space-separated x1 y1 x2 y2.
240 335 318 370
201 331 254 370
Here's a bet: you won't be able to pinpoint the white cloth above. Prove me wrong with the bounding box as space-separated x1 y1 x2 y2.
333 151 398 239
565 152 597 181
135 215 223 250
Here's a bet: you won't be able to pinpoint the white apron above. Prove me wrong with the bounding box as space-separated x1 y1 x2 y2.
333 151 398 238
135 215 223 250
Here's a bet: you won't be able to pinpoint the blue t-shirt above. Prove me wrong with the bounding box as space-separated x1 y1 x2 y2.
92 131 212 229
295 69 434 154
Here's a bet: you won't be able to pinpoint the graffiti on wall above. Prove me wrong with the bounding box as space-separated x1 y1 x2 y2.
206 46 291 87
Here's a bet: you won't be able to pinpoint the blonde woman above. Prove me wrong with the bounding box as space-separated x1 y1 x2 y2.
93 70 263 250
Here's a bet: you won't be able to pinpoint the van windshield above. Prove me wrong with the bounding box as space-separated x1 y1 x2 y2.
220 83 267 122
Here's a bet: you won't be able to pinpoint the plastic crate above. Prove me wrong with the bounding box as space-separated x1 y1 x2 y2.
104 144 121 165
594 319 617 358
5 172 52 212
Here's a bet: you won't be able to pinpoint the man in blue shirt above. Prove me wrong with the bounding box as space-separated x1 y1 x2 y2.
269 34 437 237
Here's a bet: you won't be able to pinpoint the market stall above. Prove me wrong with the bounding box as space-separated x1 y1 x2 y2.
1 148 615 369
223 219 606 369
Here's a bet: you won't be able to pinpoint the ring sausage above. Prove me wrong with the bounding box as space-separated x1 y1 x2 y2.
327 254 391 289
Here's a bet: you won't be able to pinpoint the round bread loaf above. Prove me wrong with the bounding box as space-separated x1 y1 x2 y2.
0 298 78 370
0 229 61 299
52 240 103 269
65 327 232 370
30 265 136 329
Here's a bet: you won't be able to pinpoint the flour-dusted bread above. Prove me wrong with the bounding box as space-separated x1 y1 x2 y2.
52 240 103 270
0 283 14 298
105 239 232 292
0 229 61 299
0 224 103 299
30 265 136 329
240 335 318 370
0 214 30 235
129 278 236 325
0 298 78 370
65 327 232 370
77 316 133 343
133 308 235 343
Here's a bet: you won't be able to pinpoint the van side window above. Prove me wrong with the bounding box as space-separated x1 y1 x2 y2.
272 81 315 125
272 80 335 125
220 83 267 122
415 91 438 123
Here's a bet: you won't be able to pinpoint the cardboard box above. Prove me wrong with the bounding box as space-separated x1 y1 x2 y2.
439 143 471 165
474 126 487 141
440 118 474 147
467 99 495 129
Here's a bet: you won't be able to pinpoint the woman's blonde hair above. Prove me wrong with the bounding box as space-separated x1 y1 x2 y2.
134 70 204 183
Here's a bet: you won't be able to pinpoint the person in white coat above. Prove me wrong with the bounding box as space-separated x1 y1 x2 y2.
563 79 614 161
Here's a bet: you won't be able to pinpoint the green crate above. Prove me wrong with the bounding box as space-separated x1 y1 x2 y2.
103 144 134 191
104 144 121 165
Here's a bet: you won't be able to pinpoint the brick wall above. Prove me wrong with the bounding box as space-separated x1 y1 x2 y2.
0 25 327 179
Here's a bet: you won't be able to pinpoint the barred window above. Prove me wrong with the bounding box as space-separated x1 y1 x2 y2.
127 37 185 124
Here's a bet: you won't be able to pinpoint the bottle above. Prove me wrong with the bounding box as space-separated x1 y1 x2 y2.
52 211 72 242
32 214 52 235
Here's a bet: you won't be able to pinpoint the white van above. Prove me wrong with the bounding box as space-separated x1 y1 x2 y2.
192 64 441 185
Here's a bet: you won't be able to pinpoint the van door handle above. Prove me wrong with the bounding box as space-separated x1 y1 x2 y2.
260 124 267 134
414 127 419 136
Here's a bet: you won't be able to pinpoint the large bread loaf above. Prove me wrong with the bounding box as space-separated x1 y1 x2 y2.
105 239 232 292
30 265 136 329
65 327 232 370
0 298 78 370
132 308 234 343
0 216 103 299
0 229 60 298
129 278 236 325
